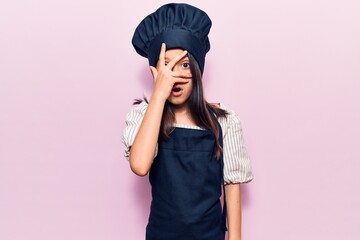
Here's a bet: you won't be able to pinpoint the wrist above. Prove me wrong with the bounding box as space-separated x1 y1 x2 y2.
150 92 168 103
227 230 241 240
228 234 241 240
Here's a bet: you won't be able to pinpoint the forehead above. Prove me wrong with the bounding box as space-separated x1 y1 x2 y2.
165 48 188 59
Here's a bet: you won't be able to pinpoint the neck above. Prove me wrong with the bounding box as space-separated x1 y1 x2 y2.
171 101 189 114
173 106 188 115
172 104 195 126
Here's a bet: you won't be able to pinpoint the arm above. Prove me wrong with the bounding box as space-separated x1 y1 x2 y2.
128 97 165 176
129 43 190 176
225 183 242 240
220 106 253 239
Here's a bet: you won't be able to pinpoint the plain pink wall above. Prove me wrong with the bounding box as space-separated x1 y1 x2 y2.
1 0 359 239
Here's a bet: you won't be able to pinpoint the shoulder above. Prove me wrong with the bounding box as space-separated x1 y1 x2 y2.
217 103 241 122
124 100 149 125
216 103 244 136
209 102 238 118
126 100 148 117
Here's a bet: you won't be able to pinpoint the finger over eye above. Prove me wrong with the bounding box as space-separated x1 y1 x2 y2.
172 71 192 79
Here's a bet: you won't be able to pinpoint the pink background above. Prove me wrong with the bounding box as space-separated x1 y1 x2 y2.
1 0 359 239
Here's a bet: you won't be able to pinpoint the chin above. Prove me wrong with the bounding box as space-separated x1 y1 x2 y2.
167 98 189 107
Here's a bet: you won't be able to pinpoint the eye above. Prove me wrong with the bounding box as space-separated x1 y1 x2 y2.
164 62 168 66
181 62 190 68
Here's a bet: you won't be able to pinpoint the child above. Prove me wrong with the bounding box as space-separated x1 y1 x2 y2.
122 3 253 240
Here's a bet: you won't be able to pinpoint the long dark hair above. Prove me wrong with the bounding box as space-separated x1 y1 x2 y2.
135 53 228 159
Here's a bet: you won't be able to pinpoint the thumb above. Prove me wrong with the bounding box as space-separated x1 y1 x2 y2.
150 66 158 80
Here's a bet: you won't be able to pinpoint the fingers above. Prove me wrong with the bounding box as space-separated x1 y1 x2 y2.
153 43 191 82
150 66 158 80
165 50 188 70
156 42 188 72
151 67 190 85
171 71 192 79
173 77 191 84
156 43 166 69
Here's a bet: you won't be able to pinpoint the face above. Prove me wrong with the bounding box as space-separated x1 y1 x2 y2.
164 48 193 108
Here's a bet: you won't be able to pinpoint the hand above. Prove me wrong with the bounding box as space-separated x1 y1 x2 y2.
149 43 192 102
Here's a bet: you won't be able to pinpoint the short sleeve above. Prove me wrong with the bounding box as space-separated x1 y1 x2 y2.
122 101 156 160
219 105 253 184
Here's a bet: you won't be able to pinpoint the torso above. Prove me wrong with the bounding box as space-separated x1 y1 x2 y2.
146 122 226 240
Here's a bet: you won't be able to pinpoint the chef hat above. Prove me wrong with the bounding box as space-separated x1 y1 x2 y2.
131 3 212 73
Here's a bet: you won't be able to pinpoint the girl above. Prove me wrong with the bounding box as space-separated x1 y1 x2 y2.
122 3 253 240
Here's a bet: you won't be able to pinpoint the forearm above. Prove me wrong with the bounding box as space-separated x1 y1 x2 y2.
129 44 190 176
129 97 165 176
225 183 242 240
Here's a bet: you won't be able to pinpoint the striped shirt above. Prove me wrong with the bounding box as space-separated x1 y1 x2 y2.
122 101 253 184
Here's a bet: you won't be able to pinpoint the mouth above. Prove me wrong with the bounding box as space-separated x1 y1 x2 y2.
171 85 184 97
172 86 182 93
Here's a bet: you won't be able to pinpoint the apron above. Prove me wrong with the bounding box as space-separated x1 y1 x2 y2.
146 123 226 240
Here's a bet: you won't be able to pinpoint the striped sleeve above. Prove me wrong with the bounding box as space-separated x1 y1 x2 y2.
121 101 151 160
220 105 253 184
